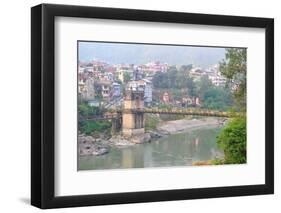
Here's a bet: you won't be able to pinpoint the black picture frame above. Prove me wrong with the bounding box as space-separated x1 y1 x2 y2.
31 3 274 209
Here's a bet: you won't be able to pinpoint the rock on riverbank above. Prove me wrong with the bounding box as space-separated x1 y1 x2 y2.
109 133 151 146
78 135 110 156
79 132 152 156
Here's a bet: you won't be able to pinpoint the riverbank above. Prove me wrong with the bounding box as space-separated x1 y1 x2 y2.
78 117 227 156
157 117 226 134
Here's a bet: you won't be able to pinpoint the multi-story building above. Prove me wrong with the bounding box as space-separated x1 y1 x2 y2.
135 79 152 105
83 77 95 101
143 79 152 105
189 67 206 81
111 82 121 98
126 78 152 106
162 92 170 104
99 80 111 99
78 79 86 94
116 65 133 83
148 61 168 73
209 74 227 86
206 64 227 86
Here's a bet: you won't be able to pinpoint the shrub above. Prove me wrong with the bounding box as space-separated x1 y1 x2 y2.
217 116 246 164
79 120 111 135
145 115 160 131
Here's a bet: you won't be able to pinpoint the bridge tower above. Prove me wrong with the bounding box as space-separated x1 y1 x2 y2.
122 84 145 138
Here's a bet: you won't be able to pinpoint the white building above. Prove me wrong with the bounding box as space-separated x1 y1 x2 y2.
84 77 95 101
100 81 111 99
126 79 152 105
116 65 133 83
111 82 121 98
143 79 152 105
84 66 94 73
209 74 227 86
207 64 227 86
78 66 85 73
189 67 206 81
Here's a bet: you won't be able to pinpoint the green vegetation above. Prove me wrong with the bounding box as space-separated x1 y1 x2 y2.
78 102 110 135
78 102 103 116
123 71 131 83
197 75 212 99
211 158 225 165
79 120 112 135
202 86 232 111
216 116 246 164
179 64 193 72
220 48 247 110
152 66 196 92
152 65 233 111
197 75 233 110
216 48 247 164
144 114 160 131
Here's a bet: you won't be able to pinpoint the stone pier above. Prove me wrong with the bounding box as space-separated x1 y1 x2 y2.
122 84 145 139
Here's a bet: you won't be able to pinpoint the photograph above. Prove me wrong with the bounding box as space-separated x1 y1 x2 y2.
77 41 247 171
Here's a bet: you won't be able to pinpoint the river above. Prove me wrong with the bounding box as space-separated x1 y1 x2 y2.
78 126 223 171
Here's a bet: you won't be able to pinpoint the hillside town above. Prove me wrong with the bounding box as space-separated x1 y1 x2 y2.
77 44 247 171
78 60 227 109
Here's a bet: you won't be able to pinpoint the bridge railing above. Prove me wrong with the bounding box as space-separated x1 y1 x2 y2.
79 112 121 121
81 107 243 120
122 107 242 118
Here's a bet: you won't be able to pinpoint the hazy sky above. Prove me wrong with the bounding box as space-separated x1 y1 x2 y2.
78 41 227 68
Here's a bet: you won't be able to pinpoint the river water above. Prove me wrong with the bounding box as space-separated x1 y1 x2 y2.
78 126 223 171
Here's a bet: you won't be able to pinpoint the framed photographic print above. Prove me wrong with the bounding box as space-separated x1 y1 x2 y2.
31 3 274 209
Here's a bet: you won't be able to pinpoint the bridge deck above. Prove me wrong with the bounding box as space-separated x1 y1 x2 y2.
117 108 241 118
80 108 242 121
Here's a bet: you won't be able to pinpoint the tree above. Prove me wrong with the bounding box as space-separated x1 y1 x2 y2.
79 120 111 135
175 71 188 88
78 102 103 116
152 67 177 88
179 64 193 73
186 77 196 97
202 87 232 110
214 48 247 165
197 75 213 99
220 48 247 110
167 66 177 88
152 67 196 93
152 72 167 88
217 116 246 164
123 72 131 83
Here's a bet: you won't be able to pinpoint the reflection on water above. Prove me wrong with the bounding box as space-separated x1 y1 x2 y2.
78 127 223 171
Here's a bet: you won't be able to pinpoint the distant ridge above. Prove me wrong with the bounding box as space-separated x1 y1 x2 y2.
78 41 227 68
